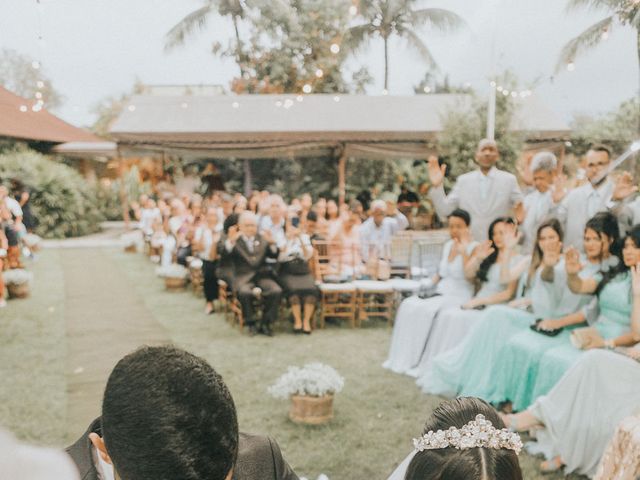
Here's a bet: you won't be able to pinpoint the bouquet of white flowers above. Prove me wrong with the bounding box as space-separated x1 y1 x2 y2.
3 269 33 286
268 363 344 399
155 264 189 279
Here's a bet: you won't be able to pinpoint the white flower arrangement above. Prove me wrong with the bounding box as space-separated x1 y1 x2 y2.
3 269 33 286
268 363 345 399
155 264 189 279
121 231 144 248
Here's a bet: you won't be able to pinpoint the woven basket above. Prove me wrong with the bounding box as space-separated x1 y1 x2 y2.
124 244 137 253
289 394 334 425
7 283 29 299
164 276 187 290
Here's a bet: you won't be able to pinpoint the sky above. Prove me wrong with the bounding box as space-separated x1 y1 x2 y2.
0 0 637 129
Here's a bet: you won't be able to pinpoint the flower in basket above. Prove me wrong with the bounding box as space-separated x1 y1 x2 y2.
268 363 344 399
2 269 33 286
155 264 189 279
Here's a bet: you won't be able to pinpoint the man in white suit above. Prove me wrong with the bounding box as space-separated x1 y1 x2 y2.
427 139 524 241
551 145 615 251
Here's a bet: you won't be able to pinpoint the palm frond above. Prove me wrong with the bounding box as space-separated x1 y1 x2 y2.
403 28 438 70
410 8 467 32
556 16 615 72
343 24 376 56
164 4 215 52
565 0 620 14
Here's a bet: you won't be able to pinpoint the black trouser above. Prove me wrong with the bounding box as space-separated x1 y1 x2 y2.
202 259 219 302
237 277 282 327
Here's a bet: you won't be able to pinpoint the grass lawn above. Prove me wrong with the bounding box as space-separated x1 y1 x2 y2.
0 247 585 479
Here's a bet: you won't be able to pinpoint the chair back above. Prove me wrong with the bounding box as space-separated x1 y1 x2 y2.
312 240 357 282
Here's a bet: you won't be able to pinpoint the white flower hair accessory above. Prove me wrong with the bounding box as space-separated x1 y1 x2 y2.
412 414 523 455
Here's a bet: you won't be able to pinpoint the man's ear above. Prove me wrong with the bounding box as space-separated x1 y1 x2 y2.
89 432 113 465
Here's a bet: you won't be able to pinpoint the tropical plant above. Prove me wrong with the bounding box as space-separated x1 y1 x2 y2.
0 148 105 239
344 0 466 90
557 1 640 83
268 363 345 399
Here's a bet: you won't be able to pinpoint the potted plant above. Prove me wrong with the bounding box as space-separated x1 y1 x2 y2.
268 363 344 425
3 269 33 299
156 264 189 290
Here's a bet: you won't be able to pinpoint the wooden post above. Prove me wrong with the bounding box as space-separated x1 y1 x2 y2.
117 147 131 230
337 145 347 206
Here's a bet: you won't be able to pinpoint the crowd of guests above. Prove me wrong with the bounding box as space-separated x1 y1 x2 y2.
0 178 38 308
131 188 409 336
385 139 640 478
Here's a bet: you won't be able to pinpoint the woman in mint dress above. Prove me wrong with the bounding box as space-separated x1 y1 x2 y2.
417 218 570 398
488 212 620 410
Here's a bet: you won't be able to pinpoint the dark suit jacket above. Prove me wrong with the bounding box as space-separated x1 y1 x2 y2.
66 418 299 480
221 235 279 291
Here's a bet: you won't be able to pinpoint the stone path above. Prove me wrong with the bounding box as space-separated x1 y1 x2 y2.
62 247 168 442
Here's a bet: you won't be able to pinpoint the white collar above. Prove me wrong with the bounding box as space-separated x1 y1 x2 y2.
478 166 497 178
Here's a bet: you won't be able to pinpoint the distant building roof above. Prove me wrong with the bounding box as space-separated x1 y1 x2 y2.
139 84 226 96
110 93 571 158
0 86 102 144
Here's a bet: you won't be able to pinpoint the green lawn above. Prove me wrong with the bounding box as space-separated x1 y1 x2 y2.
0 248 585 479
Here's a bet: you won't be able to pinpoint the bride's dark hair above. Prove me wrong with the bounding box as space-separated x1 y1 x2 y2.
405 397 522 480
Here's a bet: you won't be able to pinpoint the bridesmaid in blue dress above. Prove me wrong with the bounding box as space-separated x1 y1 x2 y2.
488 212 620 411
526 223 640 406
417 219 570 399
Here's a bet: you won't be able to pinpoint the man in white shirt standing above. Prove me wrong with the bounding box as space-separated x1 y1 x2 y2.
359 199 409 262
428 139 524 241
551 144 615 251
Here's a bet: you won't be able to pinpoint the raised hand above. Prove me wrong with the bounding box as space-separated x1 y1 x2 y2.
503 224 521 251
552 174 568 204
542 241 562 267
228 225 240 244
427 155 447 188
262 229 275 245
564 247 583 275
612 171 638 201
475 240 495 261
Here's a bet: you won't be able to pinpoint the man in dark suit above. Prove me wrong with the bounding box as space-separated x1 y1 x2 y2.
66 345 298 480
224 211 282 336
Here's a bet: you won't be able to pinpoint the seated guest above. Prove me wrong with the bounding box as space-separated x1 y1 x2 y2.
194 208 222 314
359 199 409 262
216 213 239 286
387 397 523 480
224 211 282 336
503 342 640 476
328 202 363 278
520 151 557 252
383 209 477 374
258 195 286 248
0 202 21 269
326 199 341 238
304 211 323 242
0 225 7 308
278 220 319 334
66 345 298 480
138 197 162 237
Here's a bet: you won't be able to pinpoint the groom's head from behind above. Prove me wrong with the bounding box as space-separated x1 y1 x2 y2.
89 346 239 480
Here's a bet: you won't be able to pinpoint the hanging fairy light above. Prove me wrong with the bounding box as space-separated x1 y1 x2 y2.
348 5 358 16
315 68 324 78
567 61 575 72
232 101 240 109
423 86 431 93
330 43 340 54
283 98 294 109
36 80 44 89
128 105 136 112
381 89 388 95
302 84 312 93
19 105 28 112
31 60 40 70
601 28 609 40
333 96 340 102
296 95 304 102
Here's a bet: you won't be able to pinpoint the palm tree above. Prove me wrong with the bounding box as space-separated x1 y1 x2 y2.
344 0 466 91
557 0 640 80
165 0 249 76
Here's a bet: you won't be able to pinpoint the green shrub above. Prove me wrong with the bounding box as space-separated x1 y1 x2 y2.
0 148 105 238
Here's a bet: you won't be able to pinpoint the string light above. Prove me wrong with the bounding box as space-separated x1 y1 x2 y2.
19 105 28 112
31 60 40 70
330 43 340 54
35 92 43 99
567 61 575 72
423 86 431 93
36 80 44 89
333 96 340 102
315 68 324 78
348 5 358 15
283 98 294 108
31 104 42 112
381 89 388 95
302 84 312 93
296 95 304 102
275 100 283 107
232 101 240 109
601 28 609 40
127 105 136 112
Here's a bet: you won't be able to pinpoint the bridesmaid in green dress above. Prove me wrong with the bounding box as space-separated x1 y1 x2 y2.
525 224 640 406
489 212 620 411
418 219 571 399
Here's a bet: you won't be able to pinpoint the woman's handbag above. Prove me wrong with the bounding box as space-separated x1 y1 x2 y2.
281 257 311 276
570 326 604 349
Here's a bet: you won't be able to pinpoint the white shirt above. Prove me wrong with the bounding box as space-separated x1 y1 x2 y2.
4 196 22 218
359 212 409 261
194 224 222 260
258 216 286 248
139 207 161 235
521 189 553 252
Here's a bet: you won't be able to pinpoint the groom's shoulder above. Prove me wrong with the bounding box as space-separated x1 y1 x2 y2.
235 432 299 480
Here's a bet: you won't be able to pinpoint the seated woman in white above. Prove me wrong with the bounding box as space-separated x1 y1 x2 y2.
405 217 522 377
382 209 476 374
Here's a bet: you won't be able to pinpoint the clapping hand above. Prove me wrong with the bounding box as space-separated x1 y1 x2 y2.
228 225 240 244
613 171 638 201
537 319 560 331
262 229 275 245
503 224 521 251
427 155 447 188
564 247 583 275
453 230 472 255
552 174 568 204
475 240 495 261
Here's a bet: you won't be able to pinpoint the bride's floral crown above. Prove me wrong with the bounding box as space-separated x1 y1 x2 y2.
413 414 523 455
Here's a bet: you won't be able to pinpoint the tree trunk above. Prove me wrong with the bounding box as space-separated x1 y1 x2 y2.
383 37 389 91
243 159 253 198
233 15 245 78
